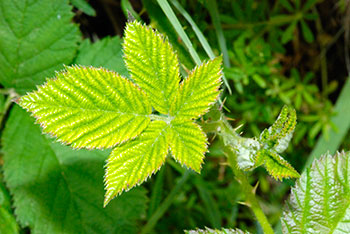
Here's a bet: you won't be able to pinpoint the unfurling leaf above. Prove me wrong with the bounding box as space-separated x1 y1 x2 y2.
17 20 222 205
18 66 152 149
282 151 350 233
254 105 299 180
227 106 299 180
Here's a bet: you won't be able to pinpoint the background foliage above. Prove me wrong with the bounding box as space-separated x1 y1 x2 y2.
0 0 349 233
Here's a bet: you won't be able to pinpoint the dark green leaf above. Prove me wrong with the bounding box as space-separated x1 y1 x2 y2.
300 20 314 43
74 37 129 77
0 0 81 94
279 0 294 12
2 106 147 233
282 21 297 44
70 0 96 16
302 0 318 12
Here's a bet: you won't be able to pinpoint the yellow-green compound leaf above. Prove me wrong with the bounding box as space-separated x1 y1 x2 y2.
168 119 207 172
18 66 152 149
282 151 350 233
104 121 169 206
170 57 222 119
123 21 180 114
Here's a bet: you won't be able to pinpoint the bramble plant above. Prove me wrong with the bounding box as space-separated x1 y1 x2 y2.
15 18 350 233
18 21 222 206
17 21 300 207
1 1 349 233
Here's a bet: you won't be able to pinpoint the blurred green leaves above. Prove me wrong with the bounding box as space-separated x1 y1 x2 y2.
279 0 317 43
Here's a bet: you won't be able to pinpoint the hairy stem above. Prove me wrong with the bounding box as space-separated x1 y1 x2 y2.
201 107 274 233
224 146 274 234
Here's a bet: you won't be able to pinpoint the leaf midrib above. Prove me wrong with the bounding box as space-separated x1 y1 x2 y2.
29 102 151 117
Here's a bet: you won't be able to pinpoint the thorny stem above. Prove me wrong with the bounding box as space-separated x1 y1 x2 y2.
224 147 274 234
201 108 274 234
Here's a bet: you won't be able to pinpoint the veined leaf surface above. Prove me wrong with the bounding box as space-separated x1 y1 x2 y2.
2 106 147 233
123 21 180 114
0 0 80 94
282 151 350 233
185 227 249 234
18 66 152 149
259 105 296 154
255 150 300 180
168 120 207 172
104 121 169 206
170 57 222 119
16 19 223 205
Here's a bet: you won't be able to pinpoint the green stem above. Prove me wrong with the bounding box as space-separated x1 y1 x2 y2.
201 107 274 234
224 146 274 234
141 170 191 234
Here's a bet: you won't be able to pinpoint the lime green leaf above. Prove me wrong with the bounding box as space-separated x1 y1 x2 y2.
123 21 180 114
255 150 300 180
0 208 19 234
0 0 80 94
185 227 250 234
2 106 147 233
168 120 207 172
18 66 152 149
141 0 194 69
170 57 223 119
71 0 96 16
104 121 169 206
282 151 350 233
74 37 129 77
